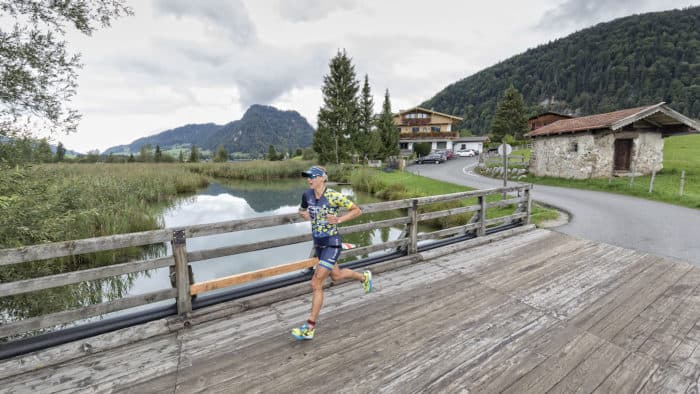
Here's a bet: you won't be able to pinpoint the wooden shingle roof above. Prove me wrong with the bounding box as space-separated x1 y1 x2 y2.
526 102 700 137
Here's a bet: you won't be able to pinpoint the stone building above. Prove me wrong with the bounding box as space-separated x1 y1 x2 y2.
527 103 700 179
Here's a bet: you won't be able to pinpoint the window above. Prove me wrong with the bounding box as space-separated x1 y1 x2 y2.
412 127 419 133
437 142 447 149
431 126 441 132
400 142 408 149
569 141 578 153
422 127 427 132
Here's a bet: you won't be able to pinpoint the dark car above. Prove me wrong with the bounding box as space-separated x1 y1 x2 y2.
434 149 453 160
415 153 445 164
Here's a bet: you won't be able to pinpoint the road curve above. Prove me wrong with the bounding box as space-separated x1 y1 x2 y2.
408 157 700 266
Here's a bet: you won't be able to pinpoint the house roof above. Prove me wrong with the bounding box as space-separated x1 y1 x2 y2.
395 107 463 121
527 102 700 137
528 111 573 121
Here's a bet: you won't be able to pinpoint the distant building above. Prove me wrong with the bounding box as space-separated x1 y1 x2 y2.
527 102 700 179
394 107 488 154
528 112 573 131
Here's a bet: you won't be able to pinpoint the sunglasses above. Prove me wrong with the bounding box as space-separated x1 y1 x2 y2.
308 174 321 179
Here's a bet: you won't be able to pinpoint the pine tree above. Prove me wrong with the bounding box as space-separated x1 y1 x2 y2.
491 85 528 141
215 144 228 162
55 142 66 162
377 89 398 159
178 150 184 163
36 139 53 163
189 145 199 162
314 49 360 164
358 74 374 159
267 145 279 161
154 145 162 162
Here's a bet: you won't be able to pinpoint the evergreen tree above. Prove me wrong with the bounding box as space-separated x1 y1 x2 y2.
377 89 399 159
139 144 152 162
154 145 162 162
128 153 135 163
178 150 184 163
314 49 360 164
491 85 528 141
189 145 199 162
55 142 66 162
214 144 229 162
36 139 53 163
358 74 374 159
267 145 279 161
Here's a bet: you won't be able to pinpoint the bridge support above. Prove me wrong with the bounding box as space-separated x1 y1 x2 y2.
478 196 486 236
408 199 418 254
172 229 192 315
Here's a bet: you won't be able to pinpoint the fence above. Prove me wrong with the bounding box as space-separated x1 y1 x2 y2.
0 185 532 341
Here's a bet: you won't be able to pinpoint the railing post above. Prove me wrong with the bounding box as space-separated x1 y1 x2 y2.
478 195 486 236
524 186 532 225
171 229 192 315
408 199 419 254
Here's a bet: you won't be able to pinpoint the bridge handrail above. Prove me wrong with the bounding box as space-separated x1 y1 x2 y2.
0 184 532 340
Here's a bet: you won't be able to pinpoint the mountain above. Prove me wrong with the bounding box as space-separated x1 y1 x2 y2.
208 105 314 155
103 123 222 155
103 105 314 156
422 6 700 134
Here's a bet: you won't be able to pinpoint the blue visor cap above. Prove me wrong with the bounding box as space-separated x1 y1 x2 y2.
301 166 326 179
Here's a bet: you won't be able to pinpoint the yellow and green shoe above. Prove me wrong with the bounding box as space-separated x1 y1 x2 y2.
291 323 315 340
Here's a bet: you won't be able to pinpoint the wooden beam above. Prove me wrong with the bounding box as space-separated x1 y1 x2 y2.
0 230 172 266
0 289 176 338
0 256 173 297
189 258 319 295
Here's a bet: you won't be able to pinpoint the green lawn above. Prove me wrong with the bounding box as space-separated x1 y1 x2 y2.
519 134 700 209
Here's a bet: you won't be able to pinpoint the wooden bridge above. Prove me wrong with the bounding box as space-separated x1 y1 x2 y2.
3 185 700 392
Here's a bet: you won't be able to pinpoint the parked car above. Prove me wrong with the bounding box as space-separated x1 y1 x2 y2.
415 153 445 164
456 149 476 157
434 149 453 160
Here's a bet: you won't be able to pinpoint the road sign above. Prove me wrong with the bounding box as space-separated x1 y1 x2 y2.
498 143 513 156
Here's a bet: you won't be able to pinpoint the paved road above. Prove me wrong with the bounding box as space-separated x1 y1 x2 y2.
408 157 700 266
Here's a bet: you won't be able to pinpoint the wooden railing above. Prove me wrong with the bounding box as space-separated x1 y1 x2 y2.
0 185 532 340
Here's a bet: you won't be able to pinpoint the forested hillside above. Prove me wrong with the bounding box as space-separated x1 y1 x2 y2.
422 6 700 134
103 105 313 156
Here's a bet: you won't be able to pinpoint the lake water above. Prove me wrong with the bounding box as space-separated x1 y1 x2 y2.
112 179 404 302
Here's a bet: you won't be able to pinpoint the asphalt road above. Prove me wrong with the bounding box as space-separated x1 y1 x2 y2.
407 157 700 266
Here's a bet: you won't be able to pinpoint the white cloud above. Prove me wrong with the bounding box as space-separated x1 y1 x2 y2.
47 0 700 153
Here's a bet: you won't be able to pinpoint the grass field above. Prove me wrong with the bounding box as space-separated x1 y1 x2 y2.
517 134 700 209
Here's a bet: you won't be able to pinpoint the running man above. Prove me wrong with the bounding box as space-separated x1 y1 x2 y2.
292 165 372 340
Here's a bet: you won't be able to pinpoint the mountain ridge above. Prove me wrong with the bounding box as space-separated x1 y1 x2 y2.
103 105 314 156
422 6 700 134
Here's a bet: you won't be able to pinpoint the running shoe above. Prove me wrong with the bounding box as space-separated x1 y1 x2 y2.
362 270 373 294
291 323 315 340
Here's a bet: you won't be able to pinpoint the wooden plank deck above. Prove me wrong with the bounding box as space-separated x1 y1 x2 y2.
3 228 700 393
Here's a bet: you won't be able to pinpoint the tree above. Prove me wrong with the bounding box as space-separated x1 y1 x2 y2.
128 153 135 163
358 74 374 159
214 144 228 162
267 145 279 161
55 142 66 162
491 85 529 141
139 144 152 162
0 1 133 138
178 150 184 163
314 49 360 164
154 145 162 162
36 139 53 163
188 145 199 162
377 89 399 159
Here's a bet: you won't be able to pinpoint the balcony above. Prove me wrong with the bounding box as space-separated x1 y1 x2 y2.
399 131 458 140
402 117 431 126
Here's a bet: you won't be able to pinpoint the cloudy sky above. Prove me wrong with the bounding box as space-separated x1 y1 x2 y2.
56 0 698 153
